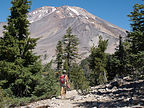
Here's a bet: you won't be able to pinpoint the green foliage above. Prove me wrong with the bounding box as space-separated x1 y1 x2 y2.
107 3 144 80
43 60 53 72
63 59 69 73
128 51 144 79
0 87 12 108
56 41 63 71
33 61 59 98
127 30 144 54
80 57 91 80
127 3 144 54
125 3 144 78
0 0 42 97
128 3 144 32
109 36 130 77
106 55 120 80
89 36 108 85
63 27 79 75
69 64 89 94
33 71 58 98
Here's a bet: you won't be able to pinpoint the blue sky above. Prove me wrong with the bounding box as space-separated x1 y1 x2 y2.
0 0 143 30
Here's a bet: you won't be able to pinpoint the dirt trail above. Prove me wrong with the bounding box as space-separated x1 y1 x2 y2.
17 78 144 108
18 90 84 108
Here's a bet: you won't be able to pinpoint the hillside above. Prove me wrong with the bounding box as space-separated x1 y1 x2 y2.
0 6 127 63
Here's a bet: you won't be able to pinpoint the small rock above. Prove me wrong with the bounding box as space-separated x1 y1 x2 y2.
51 97 56 100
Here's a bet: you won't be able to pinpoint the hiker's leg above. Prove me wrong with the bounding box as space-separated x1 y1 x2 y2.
60 87 63 98
64 87 66 98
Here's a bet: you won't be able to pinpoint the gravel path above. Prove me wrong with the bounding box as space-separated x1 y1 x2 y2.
17 77 144 108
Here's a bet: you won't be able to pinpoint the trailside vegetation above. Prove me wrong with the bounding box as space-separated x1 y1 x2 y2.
105 3 144 80
55 40 63 77
0 0 41 97
126 3 144 78
69 63 89 94
0 0 58 107
89 36 108 85
81 3 144 85
63 27 79 76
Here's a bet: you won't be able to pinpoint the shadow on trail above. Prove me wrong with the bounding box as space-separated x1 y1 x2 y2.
73 99 144 108
74 80 144 108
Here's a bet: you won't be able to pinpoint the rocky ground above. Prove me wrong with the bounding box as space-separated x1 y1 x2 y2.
17 77 144 108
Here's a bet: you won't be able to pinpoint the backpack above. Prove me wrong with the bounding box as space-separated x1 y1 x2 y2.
60 75 65 84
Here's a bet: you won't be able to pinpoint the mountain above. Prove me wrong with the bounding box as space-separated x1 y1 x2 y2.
0 6 126 64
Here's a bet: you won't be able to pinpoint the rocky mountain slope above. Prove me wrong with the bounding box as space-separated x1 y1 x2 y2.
16 77 144 108
0 6 127 63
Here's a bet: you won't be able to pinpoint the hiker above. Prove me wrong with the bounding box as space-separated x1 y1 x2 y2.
60 70 69 99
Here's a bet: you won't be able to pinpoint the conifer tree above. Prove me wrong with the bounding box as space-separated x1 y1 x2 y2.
70 63 89 94
128 4 144 33
63 60 69 72
107 3 144 79
80 57 91 80
33 61 58 98
116 36 125 62
89 36 108 85
126 3 144 77
127 3 144 53
56 41 63 71
63 27 79 76
0 0 42 97
114 36 127 76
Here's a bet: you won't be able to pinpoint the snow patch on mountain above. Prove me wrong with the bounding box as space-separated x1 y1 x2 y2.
68 7 80 16
69 13 74 17
28 6 56 23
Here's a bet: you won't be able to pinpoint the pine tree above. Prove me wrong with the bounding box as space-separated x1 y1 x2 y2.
33 61 58 98
89 36 108 85
128 4 144 33
56 41 63 71
127 3 144 53
106 54 117 80
70 63 89 94
63 27 79 76
80 57 91 81
114 36 127 76
116 36 125 62
63 59 69 72
107 35 132 79
126 3 144 77
0 0 42 97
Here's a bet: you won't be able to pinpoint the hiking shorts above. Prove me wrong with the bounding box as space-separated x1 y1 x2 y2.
60 83 66 88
